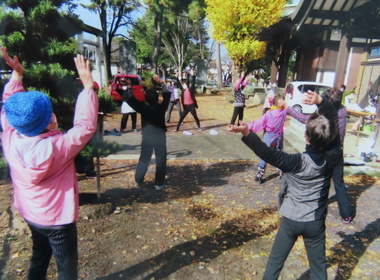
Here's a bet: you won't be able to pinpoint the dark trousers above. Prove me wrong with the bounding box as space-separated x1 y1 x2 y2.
120 112 137 130
166 101 182 123
135 125 167 186
27 221 78 280
263 217 326 280
230 106 244 125
328 148 352 218
176 104 201 130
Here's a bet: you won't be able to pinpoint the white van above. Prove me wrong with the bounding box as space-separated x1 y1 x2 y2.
285 81 331 114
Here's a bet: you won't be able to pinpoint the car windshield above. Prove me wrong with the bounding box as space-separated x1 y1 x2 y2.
116 77 140 86
298 84 330 95
299 84 317 93
317 86 331 95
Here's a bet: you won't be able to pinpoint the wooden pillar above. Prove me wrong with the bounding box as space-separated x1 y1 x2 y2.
334 34 349 89
277 44 291 88
270 61 278 84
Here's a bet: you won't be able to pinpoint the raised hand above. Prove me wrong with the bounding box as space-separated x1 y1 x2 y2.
153 74 163 84
74 54 93 90
0 46 23 76
302 90 322 105
227 121 250 137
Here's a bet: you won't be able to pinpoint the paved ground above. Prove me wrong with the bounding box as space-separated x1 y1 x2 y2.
102 111 380 177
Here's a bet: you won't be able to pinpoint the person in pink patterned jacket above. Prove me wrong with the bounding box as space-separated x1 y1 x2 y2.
248 92 287 183
230 73 251 126
1 47 98 279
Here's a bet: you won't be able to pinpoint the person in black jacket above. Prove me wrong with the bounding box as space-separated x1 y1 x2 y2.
124 74 171 190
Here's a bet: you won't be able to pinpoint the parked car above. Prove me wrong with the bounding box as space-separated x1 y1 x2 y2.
285 81 331 113
110 73 145 102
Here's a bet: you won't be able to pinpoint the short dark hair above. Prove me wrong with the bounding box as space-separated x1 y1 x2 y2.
182 79 189 87
322 88 343 109
305 112 337 149
144 88 158 107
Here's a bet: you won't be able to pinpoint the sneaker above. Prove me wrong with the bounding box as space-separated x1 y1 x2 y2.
255 168 265 184
155 185 166 190
343 217 353 224
174 129 178 132
134 182 141 187
198 127 203 131
133 129 138 133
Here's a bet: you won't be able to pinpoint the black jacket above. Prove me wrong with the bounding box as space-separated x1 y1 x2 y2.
125 84 171 132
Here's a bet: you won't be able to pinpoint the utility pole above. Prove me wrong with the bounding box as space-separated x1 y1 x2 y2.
216 42 222 88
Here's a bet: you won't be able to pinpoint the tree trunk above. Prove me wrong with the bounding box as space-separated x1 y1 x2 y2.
216 43 222 88
152 6 163 74
100 3 111 81
104 36 112 81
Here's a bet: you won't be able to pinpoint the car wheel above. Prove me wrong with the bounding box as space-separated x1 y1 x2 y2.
292 105 302 113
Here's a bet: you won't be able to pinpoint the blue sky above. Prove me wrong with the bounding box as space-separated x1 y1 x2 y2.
74 0 101 29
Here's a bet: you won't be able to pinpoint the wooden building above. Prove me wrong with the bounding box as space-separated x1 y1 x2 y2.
266 0 380 106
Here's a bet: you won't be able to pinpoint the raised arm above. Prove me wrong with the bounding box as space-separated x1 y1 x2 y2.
74 54 93 91
1 46 23 78
228 121 302 172
1 47 25 102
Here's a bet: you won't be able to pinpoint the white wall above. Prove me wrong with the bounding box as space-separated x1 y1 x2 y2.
316 71 335 86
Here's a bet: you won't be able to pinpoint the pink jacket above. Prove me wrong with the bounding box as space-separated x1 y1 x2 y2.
248 108 287 134
1 78 98 226
234 76 249 92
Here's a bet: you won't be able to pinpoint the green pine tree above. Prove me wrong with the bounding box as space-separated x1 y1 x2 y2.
0 0 120 170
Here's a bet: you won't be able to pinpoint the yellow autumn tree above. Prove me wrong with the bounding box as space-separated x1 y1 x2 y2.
205 0 286 71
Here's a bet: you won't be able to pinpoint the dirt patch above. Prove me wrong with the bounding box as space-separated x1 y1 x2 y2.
1 91 380 279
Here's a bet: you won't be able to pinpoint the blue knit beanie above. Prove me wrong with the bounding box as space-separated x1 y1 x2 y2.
4 91 53 137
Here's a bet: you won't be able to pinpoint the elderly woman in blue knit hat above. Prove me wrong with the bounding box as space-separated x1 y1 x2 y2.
1 46 98 279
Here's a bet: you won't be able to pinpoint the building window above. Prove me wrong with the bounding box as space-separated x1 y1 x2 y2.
369 46 380 59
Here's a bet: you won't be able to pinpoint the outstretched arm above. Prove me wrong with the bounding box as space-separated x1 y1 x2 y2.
228 121 302 172
1 46 23 82
227 120 250 137
0 47 25 102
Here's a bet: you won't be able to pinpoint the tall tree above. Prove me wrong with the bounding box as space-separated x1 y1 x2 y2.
81 0 140 81
0 0 83 129
143 0 206 74
205 0 286 76
0 0 120 170
161 14 189 77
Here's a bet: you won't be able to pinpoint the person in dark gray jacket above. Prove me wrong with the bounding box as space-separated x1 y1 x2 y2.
228 91 338 280
124 74 171 190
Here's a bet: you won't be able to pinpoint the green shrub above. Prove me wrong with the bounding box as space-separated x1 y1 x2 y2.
79 138 122 158
141 71 154 89
0 153 8 169
98 88 117 114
